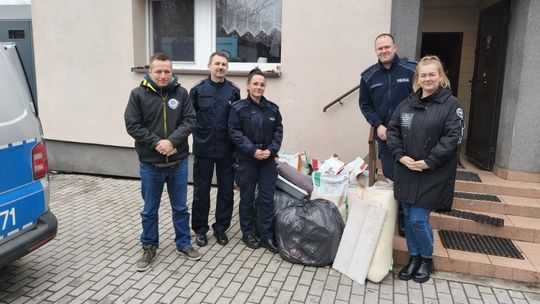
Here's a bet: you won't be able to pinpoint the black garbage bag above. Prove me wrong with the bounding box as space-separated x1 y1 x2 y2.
253 189 303 238
275 199 345 266
274 189 302 215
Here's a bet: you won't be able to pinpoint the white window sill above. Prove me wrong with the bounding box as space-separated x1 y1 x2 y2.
131 64 281 77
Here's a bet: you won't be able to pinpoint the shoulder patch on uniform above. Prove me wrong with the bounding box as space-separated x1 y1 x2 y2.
398 59 417 72
231 99 248 111
193 79 206 87
266 100 279 110
361 64 380 82
227 80 240 91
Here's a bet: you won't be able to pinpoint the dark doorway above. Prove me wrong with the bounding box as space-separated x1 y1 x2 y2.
466 0 510 170
420 32 463 97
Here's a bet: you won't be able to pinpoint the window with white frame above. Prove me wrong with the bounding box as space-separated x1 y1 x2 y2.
149 0 282 71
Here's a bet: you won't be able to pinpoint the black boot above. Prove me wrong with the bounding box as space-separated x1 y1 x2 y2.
413 257 434 283
398 255 421 281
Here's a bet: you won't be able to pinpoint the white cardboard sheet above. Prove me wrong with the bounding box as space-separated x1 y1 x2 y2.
332 188 387 285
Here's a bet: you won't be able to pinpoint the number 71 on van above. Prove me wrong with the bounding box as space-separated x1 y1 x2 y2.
1 207 16 231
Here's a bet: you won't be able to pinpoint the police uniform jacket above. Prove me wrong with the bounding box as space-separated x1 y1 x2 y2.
228 96 283 162
387 88 464 211
124 74 196 164
359 54 416 128
190 77 241 158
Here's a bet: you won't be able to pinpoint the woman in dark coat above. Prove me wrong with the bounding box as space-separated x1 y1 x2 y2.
387 55 464 283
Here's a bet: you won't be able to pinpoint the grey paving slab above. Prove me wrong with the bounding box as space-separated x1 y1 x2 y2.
481 292 500 304
291 283 309 302
0 173 538 304
437 292 455 304
463 283 483 299
246 285 266 303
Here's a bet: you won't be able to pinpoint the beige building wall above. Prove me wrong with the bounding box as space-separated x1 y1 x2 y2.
32 0 142 146
422 7 480 138
33 0 392 163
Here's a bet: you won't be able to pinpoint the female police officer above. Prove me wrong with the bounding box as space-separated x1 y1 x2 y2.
228 68 283 253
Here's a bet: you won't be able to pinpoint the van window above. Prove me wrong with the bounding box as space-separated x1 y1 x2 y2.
0 55 26 123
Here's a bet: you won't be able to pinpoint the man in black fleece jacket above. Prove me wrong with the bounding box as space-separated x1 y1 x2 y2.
125 53 199 272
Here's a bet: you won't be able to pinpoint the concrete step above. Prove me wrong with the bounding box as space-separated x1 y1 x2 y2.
453 192 540 219
455 170 540 199
430 210 540 244
393 231 540 283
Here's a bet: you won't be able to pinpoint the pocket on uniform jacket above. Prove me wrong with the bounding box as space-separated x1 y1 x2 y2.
196 98 214 127
265 115 276 134
240 118 252 137
198 96 212 108
233 162 246 186
194 127 212 140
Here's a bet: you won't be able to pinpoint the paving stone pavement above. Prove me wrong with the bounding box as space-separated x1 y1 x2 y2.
0 173 539 304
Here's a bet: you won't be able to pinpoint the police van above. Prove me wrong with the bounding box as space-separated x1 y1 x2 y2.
0 42 57 268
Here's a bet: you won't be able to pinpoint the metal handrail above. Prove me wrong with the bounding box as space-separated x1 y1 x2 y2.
368 126 377 186
322 84 360 112
324 84 377 185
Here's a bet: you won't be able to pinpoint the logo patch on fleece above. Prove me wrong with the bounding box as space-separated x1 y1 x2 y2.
168 99 179 109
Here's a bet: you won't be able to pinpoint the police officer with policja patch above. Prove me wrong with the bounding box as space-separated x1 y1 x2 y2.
190 52 241 247
359 33 417 235
359 33 417 181
228 68 283 253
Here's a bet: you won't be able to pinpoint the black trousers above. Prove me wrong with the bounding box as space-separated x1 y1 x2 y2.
377 138 394 181
191 156 234 234
234 159 277 240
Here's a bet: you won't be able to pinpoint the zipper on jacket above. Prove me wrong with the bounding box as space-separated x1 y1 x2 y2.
162 95 169 162
388 73 392 105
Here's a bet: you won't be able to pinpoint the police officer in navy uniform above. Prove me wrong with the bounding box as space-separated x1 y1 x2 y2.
228 68 283 253
359 33 416 181
359 33 416 236
190 52 241 247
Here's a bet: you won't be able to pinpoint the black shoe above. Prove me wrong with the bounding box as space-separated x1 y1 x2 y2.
242 234 260 249
261 238 279 253
413 257 434 283
214 230 229 246
398 255 421 281
195 232 207 247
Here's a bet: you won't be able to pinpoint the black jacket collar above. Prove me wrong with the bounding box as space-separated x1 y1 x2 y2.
410 87 453 108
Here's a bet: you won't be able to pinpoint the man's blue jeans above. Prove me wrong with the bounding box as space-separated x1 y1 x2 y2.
139 159 191 250
401 202 433 258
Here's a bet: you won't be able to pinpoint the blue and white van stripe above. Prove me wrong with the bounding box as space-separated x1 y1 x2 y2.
0 137 45 240
2 222 34 239
0 138 36 149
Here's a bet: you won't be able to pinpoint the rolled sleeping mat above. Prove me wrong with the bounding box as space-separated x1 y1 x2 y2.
363 186 398 283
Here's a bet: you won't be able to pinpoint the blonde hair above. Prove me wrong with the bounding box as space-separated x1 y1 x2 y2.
413 55 451 92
